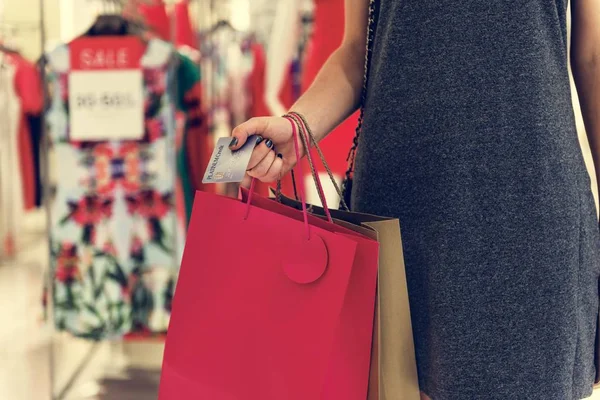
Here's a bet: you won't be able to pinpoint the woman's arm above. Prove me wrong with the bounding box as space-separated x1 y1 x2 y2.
288 0 370 142
230 0 370 182
571 0 600 194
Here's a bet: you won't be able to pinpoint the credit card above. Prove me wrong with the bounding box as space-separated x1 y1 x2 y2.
202 136 257 184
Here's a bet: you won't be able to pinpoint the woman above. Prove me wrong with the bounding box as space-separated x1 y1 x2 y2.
230 0 600 398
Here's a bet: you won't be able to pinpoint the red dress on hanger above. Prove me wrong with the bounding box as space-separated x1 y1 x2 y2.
173 0 198 50
137 0 171 41
10 53 43 211
302 0 358 177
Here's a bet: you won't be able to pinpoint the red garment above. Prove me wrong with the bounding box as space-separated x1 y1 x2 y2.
137 0 171 41
183 81 214 195
174 112 187 228
173 1 198 50
248 43 270 119
302 0 357 177
9 54 43 210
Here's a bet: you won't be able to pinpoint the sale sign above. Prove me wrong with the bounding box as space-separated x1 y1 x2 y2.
69 37 146 141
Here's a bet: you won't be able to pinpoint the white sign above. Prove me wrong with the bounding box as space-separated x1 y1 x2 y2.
68 69 144 141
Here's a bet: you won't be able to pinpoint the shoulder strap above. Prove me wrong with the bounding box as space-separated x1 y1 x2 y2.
341 0 381 200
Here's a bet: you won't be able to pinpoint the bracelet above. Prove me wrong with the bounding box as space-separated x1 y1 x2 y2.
286 111 317 147
284 112 350 211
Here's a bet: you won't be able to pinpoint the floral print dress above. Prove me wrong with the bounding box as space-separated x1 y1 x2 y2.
46 39 184 339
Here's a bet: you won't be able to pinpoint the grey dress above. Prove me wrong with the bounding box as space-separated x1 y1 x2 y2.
351 0 600 398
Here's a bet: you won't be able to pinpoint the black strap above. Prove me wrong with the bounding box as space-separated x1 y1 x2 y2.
341 0 381 206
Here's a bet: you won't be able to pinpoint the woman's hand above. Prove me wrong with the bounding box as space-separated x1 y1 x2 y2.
230 116 301 183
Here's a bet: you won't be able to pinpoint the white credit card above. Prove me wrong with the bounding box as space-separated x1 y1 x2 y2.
202 136 257 184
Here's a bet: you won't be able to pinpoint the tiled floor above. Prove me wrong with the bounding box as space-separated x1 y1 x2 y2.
0 256 164 400
2 210 600 399
0 211 163 400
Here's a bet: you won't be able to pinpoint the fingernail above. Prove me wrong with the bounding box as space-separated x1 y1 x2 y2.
229 137 238 148
265 139 273 149
277 153 283 159
255 136 263 145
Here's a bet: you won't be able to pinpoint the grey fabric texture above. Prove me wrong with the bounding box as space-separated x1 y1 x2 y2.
350 1 600 399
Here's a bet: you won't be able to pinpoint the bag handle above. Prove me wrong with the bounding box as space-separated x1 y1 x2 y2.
245 116 313 240
286 114 334 222
286 112 350 212
270 116 334 222
274 112 350 214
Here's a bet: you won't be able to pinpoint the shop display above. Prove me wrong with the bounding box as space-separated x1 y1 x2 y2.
0 46 44 258
196 20 292 197
199 21 254 138
0 0 597 399
45 34 182 339
137 0 213 221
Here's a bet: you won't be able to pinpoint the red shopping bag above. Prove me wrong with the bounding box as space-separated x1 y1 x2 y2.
159 118 379 400
238 188 381 399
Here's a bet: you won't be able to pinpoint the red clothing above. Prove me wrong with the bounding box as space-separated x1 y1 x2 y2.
248 43 270 118
248 43 295 120
302 0 357 177
9 54 43 210
137 0 171 41
183 81 214 195
173 1 198 50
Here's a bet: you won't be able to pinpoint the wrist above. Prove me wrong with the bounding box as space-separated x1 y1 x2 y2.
284 111 319 163
287 108 326 142
287 110 324 142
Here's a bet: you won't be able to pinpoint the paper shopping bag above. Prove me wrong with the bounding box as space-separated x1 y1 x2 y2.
277 193 421 400
159 188 379 400
239 187 381 399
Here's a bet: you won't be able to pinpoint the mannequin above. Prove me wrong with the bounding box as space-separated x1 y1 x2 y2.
265 0 300 118
266 0 357 207
249 0 280 46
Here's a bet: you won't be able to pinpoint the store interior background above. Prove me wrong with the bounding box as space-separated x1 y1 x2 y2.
0 0 599 399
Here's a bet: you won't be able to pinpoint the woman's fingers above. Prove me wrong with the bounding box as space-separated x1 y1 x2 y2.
240 173 253 189
247 137 275 170
248 150 276 180
230 116 294 183
262 154 284 182
230 117 270 150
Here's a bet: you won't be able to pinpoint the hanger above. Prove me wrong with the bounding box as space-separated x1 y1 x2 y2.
85 14 130 36
83 0 148 37
0 42 19 55
210 19 235 34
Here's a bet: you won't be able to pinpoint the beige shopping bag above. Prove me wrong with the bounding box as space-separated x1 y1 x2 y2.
277 193 420 400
